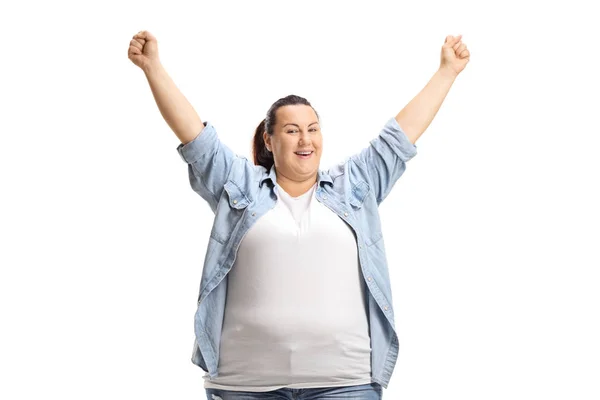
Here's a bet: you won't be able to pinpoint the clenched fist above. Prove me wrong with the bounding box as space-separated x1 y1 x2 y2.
440 35 470 77
128 30 160 71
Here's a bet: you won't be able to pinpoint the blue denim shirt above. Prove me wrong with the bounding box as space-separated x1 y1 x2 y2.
176 116 417 389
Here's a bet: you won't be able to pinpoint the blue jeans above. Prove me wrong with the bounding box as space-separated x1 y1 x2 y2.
205 382 382 399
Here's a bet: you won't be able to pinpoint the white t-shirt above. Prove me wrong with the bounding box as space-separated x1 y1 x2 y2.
203 182 372 391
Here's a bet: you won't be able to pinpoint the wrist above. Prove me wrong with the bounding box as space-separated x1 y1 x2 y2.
438 66 458 81
143 60 164 76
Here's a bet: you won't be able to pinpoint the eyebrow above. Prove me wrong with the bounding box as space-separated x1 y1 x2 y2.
283 122 319 128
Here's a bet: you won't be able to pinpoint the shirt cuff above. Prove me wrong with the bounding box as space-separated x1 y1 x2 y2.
176 121 217 164
380 117 418 162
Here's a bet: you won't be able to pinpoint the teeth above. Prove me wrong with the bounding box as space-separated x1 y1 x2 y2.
296 151 312 155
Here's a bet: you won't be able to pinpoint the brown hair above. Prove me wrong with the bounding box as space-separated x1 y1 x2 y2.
252 94 320 171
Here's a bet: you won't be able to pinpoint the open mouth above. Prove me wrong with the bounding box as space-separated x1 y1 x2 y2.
295 151 314 159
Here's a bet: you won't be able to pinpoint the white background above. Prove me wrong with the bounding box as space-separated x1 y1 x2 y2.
1 0 599 399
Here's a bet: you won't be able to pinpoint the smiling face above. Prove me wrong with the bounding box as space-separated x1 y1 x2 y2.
263 104 323 185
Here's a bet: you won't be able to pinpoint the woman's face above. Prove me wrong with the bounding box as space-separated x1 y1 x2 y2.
264 104 323 183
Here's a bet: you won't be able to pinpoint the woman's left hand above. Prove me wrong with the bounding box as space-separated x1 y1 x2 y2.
440 35 470 77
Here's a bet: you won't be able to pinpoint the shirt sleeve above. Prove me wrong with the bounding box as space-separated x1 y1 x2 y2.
349 117 417 205
176 121 238 211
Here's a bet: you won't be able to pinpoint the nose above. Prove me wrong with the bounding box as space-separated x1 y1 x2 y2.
299 130 311 146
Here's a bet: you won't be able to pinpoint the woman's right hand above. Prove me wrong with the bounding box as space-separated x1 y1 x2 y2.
128 30 160 72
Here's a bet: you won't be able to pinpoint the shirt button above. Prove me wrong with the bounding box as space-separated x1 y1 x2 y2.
344 212 348 217
252 212 256 216
384 306 389 311
233 199 238 204
323 196 328 200
367 277 372 281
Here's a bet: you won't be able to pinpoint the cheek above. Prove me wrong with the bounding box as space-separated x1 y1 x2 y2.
275 144 293 158
316 136 323 148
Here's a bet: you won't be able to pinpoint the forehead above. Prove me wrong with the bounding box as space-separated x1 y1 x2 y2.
277 105 318 125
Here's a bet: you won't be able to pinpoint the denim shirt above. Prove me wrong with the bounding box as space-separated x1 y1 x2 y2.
176 116 417 389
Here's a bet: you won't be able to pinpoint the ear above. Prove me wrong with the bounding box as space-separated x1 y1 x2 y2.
263 131 271 150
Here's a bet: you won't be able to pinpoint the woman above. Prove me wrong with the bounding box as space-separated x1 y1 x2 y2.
128 30 469 400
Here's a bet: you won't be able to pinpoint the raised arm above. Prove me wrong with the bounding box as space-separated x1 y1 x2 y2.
143 62 204 145
129 30 238 211
350 35 470 205
129 30 204 144
395 35 469 144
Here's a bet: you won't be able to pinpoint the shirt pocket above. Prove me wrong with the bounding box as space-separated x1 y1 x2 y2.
209 180 251 244
349 180 383 247
224 180 250 209
349 180 370 209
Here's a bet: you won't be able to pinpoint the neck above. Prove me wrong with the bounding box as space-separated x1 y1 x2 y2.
276 172 318 197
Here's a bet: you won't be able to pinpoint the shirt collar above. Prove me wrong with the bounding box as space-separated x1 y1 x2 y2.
259 164 333 188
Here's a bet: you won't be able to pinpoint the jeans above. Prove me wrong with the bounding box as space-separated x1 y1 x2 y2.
205 382 382 399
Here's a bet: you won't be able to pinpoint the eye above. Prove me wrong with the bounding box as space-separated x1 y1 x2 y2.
287 128 318 134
